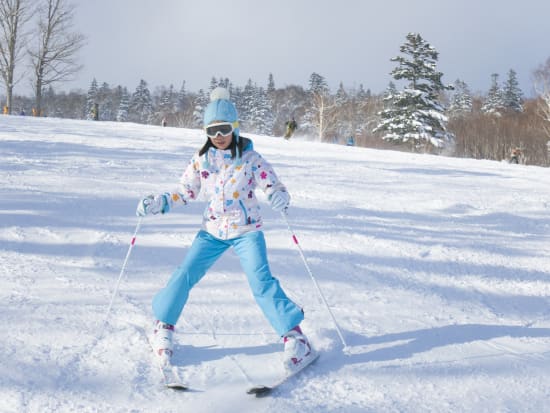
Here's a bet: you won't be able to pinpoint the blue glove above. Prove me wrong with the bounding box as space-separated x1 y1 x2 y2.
270 190 290 212
136 194 170 216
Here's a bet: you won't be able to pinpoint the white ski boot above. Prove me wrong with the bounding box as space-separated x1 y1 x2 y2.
283 326 317 374
151 320 174 366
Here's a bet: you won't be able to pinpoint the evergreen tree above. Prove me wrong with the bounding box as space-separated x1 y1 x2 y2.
335 82 348 106
266 73 276 129
267 73 275 95
374 32 453 151
240 79 255 131
250 86 273 135
308 72 329 95
448 79 472 117
334 82 351 140
85 78 98 120
192 89 208 127
230 85 244 120
503 69 523 112
218 77 230 89
356 84 371 102
97 82 114 121
116 87 130 122
481 73 505 114
209 77 219 93
110 86 124 120
129 79 153 124
158 84 176 116
176 81 188 113
383 81 398 109
351 84 370 137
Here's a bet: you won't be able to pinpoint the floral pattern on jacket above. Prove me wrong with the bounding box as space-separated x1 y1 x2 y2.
167 139 286 239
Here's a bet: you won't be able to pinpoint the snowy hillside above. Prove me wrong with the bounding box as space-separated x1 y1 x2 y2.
1 116 550 413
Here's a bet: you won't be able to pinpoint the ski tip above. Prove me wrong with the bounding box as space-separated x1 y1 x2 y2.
165 383 189 391
247 385 273 397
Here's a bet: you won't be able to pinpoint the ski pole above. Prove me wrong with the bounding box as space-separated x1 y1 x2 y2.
100 217 143 334
280 210 348 349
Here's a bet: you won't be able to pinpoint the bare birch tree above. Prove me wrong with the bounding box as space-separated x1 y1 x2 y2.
533 57 550 140
28 0 85 115
310 91 339 141
0 0 32 114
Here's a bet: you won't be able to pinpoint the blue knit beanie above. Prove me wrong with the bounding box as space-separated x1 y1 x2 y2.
203 87 240 141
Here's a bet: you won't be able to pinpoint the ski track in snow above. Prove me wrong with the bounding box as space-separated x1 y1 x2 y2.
1 116 550 412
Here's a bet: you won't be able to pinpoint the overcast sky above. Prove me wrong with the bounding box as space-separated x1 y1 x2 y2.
66 0 550 97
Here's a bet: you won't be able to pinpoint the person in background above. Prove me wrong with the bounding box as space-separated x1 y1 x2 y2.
510 147 522 164
136 87 316 374
284 117 297 139
91 103 99 121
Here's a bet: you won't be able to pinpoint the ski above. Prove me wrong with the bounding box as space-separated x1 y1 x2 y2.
246 353 320 397
158 363 188 391
146 333 189 391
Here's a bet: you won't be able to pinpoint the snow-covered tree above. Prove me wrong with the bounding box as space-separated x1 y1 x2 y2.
176 81 188 113
356 84 370 101
96 82 115 121
116 87 129 122
308 72 329 95
448 79 472 117
208 77 218 93
502 69 523 112
335 82 348 106
85 78 98 120
374 33 453 151
129 79 153 124
352 84 374 137
158 84 176 116
192 89 208 127
239 79 255 129
250 86 273 135
481 73 505 114
333 82 352 139
267 73 275 95
383 81 398 109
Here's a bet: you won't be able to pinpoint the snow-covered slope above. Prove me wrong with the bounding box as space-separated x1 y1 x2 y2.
1 116 550 412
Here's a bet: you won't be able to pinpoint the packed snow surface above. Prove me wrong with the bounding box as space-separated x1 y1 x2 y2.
1 116 550 412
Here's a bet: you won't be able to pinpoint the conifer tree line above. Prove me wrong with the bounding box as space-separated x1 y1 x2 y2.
3 23 550 166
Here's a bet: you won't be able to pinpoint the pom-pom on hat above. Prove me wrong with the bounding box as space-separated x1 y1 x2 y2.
203 87 240 140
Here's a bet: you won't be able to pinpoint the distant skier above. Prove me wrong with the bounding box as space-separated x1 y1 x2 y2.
136 87 316 374
509 147 521 164
284 117 297 139
90 103 99 121
346 136 355 146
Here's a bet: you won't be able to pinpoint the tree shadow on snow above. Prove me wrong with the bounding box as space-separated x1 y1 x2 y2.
339 323 550 366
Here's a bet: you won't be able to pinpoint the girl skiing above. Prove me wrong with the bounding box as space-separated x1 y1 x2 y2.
136 87 315 373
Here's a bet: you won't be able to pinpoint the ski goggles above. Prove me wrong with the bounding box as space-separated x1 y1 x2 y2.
205 121 238 138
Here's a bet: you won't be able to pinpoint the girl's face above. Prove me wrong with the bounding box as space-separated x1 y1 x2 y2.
210 133 233 150
206 121 234 150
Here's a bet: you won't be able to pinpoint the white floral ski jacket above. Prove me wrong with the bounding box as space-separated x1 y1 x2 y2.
166 139 286 240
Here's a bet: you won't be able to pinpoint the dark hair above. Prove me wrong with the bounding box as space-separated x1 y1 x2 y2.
199 132 243 159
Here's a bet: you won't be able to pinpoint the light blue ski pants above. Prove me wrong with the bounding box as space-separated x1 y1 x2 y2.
152 230 304 336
